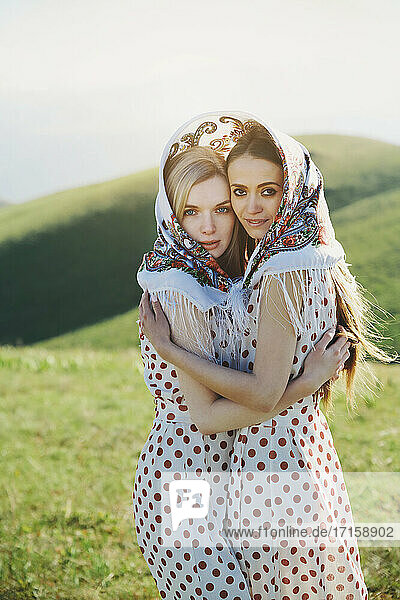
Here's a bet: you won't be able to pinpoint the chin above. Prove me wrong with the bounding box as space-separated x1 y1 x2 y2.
250 225 271 240
247 230 268 241
239 222 268 240
211 245 230 260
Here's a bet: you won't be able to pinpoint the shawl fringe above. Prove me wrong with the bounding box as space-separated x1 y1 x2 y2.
153 287 252 369
258 267 335 347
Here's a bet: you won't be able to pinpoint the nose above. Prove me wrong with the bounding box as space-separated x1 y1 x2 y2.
246 192 263 215
200 213 216 235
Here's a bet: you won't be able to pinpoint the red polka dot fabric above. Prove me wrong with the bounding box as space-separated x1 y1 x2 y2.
222 272 368 599
132 329 252 598
133 269 368 598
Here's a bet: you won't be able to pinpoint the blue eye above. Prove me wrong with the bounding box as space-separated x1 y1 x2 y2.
183 209 196 216
217 207 230 213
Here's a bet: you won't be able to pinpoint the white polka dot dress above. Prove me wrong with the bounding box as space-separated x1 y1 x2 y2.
222 270 369 600
132 327 252 599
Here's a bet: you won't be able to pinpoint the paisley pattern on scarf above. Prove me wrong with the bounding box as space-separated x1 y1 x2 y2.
168 116 259 160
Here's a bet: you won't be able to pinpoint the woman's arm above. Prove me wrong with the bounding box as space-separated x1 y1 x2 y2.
140 295 348 435
140 275 349 415
140 279 291 412
176 337 343 434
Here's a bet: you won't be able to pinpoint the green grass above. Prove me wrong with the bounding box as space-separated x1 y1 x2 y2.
31 308 140 351
1 344 399 598
0 345 155 599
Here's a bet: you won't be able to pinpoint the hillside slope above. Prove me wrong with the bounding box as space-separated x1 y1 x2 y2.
0 170 157 345
332 187 400 351
299 134 400 211
1 135 399 346
37 188 400 353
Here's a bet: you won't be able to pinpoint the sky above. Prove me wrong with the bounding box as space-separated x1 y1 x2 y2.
0 0 399 203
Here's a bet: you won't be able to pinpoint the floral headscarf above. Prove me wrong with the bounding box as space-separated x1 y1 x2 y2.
136 112 261 361
137 111 345 353
238 124 344 289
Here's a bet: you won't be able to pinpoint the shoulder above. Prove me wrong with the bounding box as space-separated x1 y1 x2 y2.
258 269 306 310
256 269 309 337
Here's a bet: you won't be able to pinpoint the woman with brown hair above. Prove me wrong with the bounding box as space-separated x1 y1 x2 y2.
140 112 391 598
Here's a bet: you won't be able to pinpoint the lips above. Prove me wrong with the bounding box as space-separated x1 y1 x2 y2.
201 240 220 246
200 240 221 251
245 218 268 227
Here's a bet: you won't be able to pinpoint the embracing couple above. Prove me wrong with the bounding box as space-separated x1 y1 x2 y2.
132 111 387 599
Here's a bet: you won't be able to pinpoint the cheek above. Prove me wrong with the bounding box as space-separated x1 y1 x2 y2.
230 193 238 210
180 218 197 238
219 216 235 242
230 197 244 219
227 214 236 235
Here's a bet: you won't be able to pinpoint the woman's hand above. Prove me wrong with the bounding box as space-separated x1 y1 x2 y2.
302 325 351 390
138 290 172 357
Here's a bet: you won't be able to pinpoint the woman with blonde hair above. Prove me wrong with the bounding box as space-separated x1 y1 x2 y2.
140 111 391 598
133 119 348 598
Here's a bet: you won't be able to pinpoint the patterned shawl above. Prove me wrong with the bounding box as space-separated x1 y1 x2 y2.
136 112 259 362
137 111 346 355
239 124 344 289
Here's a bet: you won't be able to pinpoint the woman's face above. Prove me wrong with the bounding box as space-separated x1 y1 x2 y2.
228 155 284 240
180 175 235 259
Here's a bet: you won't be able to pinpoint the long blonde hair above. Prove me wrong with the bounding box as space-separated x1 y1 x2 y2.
164 146 248 277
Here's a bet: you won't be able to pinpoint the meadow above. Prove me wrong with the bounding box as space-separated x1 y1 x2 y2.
1 331 399 598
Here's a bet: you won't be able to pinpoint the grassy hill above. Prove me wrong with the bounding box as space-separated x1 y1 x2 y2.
1 135 399 347
0 169 157 346
300 134 400 211
332 187 400 352
33 307 141 351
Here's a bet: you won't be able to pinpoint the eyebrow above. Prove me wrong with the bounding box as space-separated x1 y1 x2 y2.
230 181 282 188
184 200 231 208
